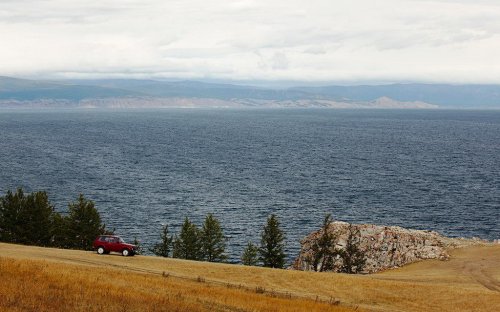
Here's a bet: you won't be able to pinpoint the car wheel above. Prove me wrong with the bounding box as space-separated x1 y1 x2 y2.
122 249 130 257
97 247 105 255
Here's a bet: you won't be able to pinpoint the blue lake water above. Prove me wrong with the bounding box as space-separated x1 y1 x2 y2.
0 108 499 262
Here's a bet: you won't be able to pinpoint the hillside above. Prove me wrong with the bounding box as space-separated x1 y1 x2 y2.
292 84 500 108
1 76 500 108
1 242 498 311
0 76 141 101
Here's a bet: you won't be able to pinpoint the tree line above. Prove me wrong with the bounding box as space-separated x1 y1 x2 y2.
0 188 365 272
0 188 108 250
150 214 287 269
152 213 365 273
150 214 228 263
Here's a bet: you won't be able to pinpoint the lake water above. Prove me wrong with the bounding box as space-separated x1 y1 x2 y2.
0 108 499 262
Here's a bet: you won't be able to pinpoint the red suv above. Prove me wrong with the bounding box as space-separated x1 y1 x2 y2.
93 235 137 256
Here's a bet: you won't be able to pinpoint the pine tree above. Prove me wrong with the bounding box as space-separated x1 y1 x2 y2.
241 242 259 266
309 214 339 272
339 224 366 274
23 191 55 246
172 217 202 260
200 214 227 262
0 188 25 243
0 188 56 246
66 194 106 250
150 224 173 257
259 214 286 268
51 212 70 248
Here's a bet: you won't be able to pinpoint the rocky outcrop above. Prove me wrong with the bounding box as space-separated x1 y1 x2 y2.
293 221 489 273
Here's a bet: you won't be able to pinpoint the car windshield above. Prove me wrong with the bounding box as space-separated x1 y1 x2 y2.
117 237 125 243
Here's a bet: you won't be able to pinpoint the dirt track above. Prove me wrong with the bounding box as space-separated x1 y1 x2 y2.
373 243 500 292
461 256 500 292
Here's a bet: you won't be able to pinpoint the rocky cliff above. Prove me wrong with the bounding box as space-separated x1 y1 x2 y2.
293 221 489 273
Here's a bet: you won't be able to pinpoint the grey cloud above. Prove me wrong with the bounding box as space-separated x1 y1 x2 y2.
1 0 500 83
303 46 327 55
270 52 289 70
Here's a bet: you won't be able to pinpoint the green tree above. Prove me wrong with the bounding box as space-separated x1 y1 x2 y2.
200 214 227 262
172 217 201 260
133 237 143 255
150 224 173 257
309 214 339 272
241 242 259 266
66 194 106 250
339 224 366 274
259 214 286 268
23 191 55 246
0 188 25 243
0 188 56 246
51 212 70 248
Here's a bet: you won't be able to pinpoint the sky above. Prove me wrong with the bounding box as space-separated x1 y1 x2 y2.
1 0 500 84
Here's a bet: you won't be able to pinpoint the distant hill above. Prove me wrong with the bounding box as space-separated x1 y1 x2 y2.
69 79 312 101
1 76 500 108
291 84 500 108
0 76 141 101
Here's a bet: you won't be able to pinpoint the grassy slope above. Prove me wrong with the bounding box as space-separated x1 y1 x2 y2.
0 242 499 311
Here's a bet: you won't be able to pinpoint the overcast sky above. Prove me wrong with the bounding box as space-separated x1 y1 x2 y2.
1 0 500 84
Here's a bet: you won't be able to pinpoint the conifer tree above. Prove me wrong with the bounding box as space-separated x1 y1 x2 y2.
23 191 55 246
200 214 227 262
259 214 286 268
241 241 259 266
0 188 55 246
172 217 202 260
0 188 25 243
51 210 70 248
150 224 173 257
309 214 339 272
339 224 366 274
66 194 106 250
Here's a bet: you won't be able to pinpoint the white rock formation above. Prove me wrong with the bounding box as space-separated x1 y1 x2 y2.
293 221 489 273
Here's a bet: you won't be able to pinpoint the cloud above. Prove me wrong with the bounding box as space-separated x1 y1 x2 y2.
0 0 499 83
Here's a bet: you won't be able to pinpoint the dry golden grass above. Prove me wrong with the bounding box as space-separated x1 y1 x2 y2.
1 242 499 311
0 257 351 312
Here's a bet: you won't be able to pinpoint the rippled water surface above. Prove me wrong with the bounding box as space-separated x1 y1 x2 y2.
1 109 499 261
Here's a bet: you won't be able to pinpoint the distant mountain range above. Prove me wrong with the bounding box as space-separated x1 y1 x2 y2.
1 76 499 109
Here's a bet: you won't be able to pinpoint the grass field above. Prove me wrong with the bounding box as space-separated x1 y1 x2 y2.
0 242 499 311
